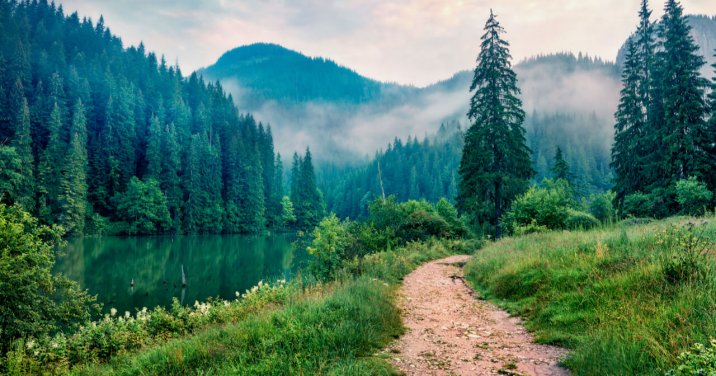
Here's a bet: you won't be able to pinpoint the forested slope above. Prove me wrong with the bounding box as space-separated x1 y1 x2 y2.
0 0 286 235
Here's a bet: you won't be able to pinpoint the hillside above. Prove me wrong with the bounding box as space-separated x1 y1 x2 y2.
0 0 282 235
199 43 416 109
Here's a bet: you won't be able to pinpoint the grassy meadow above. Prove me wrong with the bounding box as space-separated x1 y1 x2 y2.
465 215 716 375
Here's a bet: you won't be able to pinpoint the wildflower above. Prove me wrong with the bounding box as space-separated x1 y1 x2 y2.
26 339 35 350
110 308 117 316
125 311 131 319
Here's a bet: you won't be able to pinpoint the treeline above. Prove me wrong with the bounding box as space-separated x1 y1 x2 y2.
528 112 613 195
0 0 322 235
320 121 462 219
612 0 716 216
321 111 615 220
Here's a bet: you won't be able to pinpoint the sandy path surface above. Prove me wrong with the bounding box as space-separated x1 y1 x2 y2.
387 255 569 376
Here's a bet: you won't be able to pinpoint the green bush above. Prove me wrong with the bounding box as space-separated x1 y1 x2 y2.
588 191 615 223
306 214 351 281
502 179 575 233
658 225 710 285
666 339 716 376
622 192 655 218
675 177 713 216
513 220 550 236
0 204 97 357
565 209 600 230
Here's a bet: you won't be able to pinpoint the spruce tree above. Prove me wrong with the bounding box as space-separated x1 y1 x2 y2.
656 0 710 194
552 146 571 183
706 53 716 192
11 94 35 212
145 115 162 180
612 40 646 201
161 124 182 231
613 1 657 202
37 102 64 223
58 100 88 235
456 10 533 238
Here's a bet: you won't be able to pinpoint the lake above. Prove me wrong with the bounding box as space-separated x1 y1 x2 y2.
54 234 306 314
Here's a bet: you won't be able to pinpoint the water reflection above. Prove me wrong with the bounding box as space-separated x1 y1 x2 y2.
55 234 303 314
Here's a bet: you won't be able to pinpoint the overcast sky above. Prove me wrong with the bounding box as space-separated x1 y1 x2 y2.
57 0 714 87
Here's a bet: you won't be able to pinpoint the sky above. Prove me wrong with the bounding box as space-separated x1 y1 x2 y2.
57 0 715 87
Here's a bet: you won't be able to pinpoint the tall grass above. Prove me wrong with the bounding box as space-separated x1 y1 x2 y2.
465 216 716 375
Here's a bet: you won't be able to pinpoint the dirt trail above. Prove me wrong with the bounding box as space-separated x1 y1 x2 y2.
386 255 568 376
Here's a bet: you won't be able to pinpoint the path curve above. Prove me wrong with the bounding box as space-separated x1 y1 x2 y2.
387 255 569 376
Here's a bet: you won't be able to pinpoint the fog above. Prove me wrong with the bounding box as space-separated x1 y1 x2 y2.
224 55 622 164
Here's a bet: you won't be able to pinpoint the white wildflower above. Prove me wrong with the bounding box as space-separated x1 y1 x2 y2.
110 308 117 317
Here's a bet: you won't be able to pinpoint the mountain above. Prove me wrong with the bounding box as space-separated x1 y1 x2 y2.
199 43 417 109
616 15 716 77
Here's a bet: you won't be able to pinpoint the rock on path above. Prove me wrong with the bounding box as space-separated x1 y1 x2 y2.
387 255 569 376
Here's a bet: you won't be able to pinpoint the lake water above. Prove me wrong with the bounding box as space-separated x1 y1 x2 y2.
54 234 305 314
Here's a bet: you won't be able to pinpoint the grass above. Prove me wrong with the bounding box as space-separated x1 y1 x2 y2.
65 239 467 375
464 215 716 375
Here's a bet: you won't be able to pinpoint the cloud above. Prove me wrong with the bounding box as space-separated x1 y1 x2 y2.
57 0 716 86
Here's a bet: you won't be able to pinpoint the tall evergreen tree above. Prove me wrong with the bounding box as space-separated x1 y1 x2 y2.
11 93 34 212
552 146 571 183
37 102 64 223
706 53 716 191
612 40 646 201
161 124 182 231
655 0 710 194
291 148 325 229
145 115 162 180
58 100 88 235
456 10 533 238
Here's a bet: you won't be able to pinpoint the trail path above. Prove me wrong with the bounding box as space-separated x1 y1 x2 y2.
386 255 568 376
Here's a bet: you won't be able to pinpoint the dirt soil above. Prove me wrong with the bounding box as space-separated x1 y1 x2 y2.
386 255 569 376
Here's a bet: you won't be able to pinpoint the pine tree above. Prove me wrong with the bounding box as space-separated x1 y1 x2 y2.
656 0 710 194
456 10 533 238
161 124 182 231
145 115 162 180
58 100 88 235
11 93 35 212
706 53 716 192
552 146 571 183
291 148 324 229
37 102 64 223
612 40 646 201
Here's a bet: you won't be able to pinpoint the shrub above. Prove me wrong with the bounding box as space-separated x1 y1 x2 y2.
0 204 98 356
565 209 600 230
666 339 716 376
588 191 615 223
675 177 713 216
513 220 550 236
658 225 710 285
622 192 655 218
502 179 574 233
306 214 351 281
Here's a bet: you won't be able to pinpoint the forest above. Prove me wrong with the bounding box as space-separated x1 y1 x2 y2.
0 0 325 235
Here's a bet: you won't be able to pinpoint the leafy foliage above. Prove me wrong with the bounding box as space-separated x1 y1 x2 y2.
674 177 713 216
0 204 97 355
112 177 172 235
501 179 575 233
